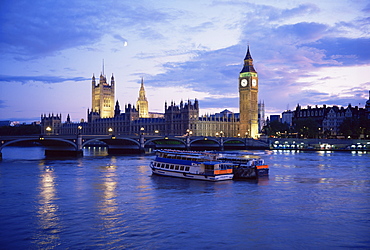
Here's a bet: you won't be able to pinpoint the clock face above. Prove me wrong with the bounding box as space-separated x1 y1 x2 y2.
252 79 257 87
240 79 248 87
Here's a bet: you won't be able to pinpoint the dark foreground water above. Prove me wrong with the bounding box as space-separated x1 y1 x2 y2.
0 147 369 249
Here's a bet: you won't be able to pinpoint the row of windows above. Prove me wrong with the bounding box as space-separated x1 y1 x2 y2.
153 162 190 172
159 153 203 162
297 111 323 117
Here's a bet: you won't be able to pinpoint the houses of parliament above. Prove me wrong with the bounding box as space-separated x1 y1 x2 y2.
41 47 264 138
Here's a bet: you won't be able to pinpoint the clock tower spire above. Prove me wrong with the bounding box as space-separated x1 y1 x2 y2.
239 45 259 138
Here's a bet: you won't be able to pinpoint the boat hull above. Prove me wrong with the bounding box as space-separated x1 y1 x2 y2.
151 167 233 181
233 166 269 179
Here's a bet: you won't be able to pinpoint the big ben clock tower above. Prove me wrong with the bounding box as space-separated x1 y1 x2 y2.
239 46 259 138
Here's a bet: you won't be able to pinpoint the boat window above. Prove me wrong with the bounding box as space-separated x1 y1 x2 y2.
185 166 190 171
180 166 184 171
170 165 174 169
165 164 169 169
160 163 165 168
204 164 214 170
175 165 179 170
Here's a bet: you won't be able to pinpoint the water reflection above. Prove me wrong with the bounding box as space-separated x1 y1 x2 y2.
134 165 156 218
84 147 108 157
34 162 61 247
97 162 118 217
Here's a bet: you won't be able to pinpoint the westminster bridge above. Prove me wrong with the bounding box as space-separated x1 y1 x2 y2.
1 135 369 159
0 134 269 158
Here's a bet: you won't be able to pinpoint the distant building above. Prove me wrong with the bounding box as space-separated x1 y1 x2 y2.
258 101 266 132
293 101 368 137
366 90 370 119
40 113 62 134
0 121 11 127
270 115 281 123
282 110 293 126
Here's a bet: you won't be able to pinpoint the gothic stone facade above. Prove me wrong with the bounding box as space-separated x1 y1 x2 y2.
41 47 261 137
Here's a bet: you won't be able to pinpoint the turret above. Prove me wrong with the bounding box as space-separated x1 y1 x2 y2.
240 45 256 73
114 100 120 117
92 74 96 86
111 74 115 86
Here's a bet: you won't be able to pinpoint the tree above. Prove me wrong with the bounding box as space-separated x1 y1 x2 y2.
263 121 290 137
339 117 370 139
293 118 319 138
0 124 41 136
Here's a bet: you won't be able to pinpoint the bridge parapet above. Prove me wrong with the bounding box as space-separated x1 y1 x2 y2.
0 135 270 159
269 138 370 150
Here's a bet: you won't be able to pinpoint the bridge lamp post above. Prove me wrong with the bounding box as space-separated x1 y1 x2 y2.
108 127 113 135
78 126 82 135
155 130 159 136
46 126 52 135
186 130 192 150
139 127 145 151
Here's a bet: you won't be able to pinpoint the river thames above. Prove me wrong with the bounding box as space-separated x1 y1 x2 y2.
0 147 369 249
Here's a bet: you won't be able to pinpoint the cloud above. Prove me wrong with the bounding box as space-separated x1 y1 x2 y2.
269 3 320 21
308 37 370 66
184 22 214 33
113 34 128 44
0 0 173 58
199 96 238 110
0 75 89 84
0 100 8 109
276 22 328 42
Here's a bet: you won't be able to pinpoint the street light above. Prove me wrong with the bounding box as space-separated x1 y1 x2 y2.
140 127 145 135
78 125 82 135
46 126 52 135
108 127 113 135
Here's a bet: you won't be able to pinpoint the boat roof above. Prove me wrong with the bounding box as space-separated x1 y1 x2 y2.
157 149 217 156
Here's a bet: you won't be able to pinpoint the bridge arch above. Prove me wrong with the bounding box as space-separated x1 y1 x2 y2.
223 138 245 145
145 137 186 149
145 137 186 146
0 138 78 151
82 137 140 148
188 137 221 150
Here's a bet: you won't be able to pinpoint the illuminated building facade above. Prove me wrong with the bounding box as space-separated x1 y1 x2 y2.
136 78 149 118
239 46 259 138
41 48 265 137
91 73 115 118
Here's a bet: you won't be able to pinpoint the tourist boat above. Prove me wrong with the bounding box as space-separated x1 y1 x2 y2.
150 150 269 181
150 150 234 181
217 153 269 179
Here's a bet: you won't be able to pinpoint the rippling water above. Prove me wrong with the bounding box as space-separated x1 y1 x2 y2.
0 147 369 249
